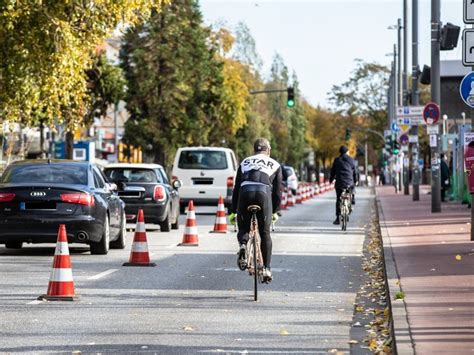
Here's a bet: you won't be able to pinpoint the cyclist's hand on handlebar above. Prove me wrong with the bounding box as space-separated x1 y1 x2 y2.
229 213 237 225
272 213 279 223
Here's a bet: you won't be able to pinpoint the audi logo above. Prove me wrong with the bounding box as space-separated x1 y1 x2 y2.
30 191 46 197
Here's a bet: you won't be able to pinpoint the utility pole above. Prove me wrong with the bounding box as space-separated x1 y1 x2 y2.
431 0 442 213
397 18 403 107
412 0 420 201
114 103 119 163
403 1 410 195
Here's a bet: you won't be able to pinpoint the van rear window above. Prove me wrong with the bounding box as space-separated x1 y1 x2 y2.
178 151 228 170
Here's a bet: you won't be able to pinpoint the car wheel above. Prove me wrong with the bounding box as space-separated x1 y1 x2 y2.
171 213 179 230
90 214 110 255
110 211 127 249
160 210 172 232
5 242 23 249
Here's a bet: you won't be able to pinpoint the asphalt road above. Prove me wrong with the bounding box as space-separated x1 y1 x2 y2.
0 188 373 354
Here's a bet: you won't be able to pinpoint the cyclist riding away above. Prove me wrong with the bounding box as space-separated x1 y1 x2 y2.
229 138 282 283
329 145 357 225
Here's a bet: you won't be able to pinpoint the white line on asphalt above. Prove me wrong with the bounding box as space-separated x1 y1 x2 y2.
214 267 291 272
198 351 343 354
87 269 118 280
27 300 43 305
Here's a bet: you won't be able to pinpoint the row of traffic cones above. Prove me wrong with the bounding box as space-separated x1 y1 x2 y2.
37 198 207 301
279 181 334 210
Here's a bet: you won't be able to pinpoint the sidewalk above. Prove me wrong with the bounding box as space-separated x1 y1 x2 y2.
376 186 474 355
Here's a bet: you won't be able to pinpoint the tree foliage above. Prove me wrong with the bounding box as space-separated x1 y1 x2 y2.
0 0 167 127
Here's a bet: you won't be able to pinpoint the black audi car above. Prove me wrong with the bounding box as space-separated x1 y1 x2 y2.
0 160 126 255
103 163 181 232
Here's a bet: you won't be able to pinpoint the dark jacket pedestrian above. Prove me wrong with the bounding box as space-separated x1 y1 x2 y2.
441 154 450 202
329 146 357 224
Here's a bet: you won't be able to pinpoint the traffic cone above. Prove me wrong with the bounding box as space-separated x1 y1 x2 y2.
38 224 76 301
281 188 288 210
210 196 228 233
287 189 294 207
296 186 302 204
179 200 199 246
123 209 156 267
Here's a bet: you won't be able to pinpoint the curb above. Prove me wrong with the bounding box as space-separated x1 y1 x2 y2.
375 194 416 355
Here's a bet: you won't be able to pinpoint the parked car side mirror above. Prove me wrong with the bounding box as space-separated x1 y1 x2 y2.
172 179 183 189
107 183 118 192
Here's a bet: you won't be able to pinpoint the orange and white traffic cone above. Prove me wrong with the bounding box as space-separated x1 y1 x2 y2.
123 209 156 267
281 188 288 210
210 196 228 233
296 186 302 204
179 200 199 246
38 224 76 301
287 189 294 207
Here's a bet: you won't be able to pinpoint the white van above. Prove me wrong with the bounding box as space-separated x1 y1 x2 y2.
172 147 238 213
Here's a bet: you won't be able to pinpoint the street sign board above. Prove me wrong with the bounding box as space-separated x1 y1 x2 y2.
401 145 409 152
408 135 418 143
423 102 440 125
429 134 437 147
384 130 392 138
464 0 474 24
460 71 474 108
427 125 439 135
391 122 400 132
462 30 474 66
396 106 425 126
399 134 409 145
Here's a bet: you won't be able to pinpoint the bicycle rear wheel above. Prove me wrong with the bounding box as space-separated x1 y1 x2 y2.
342 213 347 231
253 233 258 301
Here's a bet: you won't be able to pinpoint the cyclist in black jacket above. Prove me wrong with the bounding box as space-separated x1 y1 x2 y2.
229 138 282 283
329 145 357 225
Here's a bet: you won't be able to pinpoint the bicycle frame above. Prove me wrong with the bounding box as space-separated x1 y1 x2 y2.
246 210 264 301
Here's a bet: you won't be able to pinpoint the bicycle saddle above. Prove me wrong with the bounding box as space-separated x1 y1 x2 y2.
247 205 261 213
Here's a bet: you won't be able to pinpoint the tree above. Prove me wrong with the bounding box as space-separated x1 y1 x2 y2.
0 1 167 128
85 53 126 125
121 0 224 166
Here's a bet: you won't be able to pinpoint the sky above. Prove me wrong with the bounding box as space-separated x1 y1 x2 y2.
200 0 463 108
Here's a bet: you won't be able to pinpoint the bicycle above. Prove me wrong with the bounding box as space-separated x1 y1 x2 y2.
340 187 353 231
243 205 265 302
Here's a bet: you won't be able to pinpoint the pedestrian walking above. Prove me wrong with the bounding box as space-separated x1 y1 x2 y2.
441 154 450 202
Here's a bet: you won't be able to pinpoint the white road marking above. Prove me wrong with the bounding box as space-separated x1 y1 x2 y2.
87 269 118 280
214 267 291 272
27 300 44 305
198 351 341 354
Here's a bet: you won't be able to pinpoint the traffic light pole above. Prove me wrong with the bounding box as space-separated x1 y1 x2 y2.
412 0 420 201
403 0 410 196
431 0 441 213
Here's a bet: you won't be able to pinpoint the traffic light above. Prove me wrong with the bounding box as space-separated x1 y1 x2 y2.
393 140 400 155
384 135 393 152
345 128 351 141
287 87 295 107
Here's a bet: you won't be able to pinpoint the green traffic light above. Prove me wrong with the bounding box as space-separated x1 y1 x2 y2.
287 99 295 108
393 149 399 155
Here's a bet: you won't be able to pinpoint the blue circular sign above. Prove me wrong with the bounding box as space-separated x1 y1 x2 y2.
460 72 474 108
423 102 440 125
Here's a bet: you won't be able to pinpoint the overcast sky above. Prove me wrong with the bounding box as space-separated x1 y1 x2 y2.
201 0 463 108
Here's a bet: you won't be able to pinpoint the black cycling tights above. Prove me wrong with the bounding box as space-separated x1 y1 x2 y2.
237 185 273 268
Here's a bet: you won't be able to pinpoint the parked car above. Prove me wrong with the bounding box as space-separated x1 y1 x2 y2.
172 147 238 213
283 165 298 195
103 163 180 231
0 160 126 255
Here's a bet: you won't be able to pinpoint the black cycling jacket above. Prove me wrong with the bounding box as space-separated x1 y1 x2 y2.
231 153 282 214
329 153 357 190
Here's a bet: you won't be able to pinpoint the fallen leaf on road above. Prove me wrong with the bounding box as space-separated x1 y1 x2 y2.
279 329 289 336
183 326 195 332
348 340 358 344
353 322 362 327
455 255 462 261
336 308 345 312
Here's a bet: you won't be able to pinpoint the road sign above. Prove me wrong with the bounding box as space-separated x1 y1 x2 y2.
408 135 418 143
391 122 400 132
464 0 474 24
429 134 437 147
462 30 474 66
396 106 425 126
423 102 440 125
460 71 474 108
427 125 439 135
399 134 409 145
